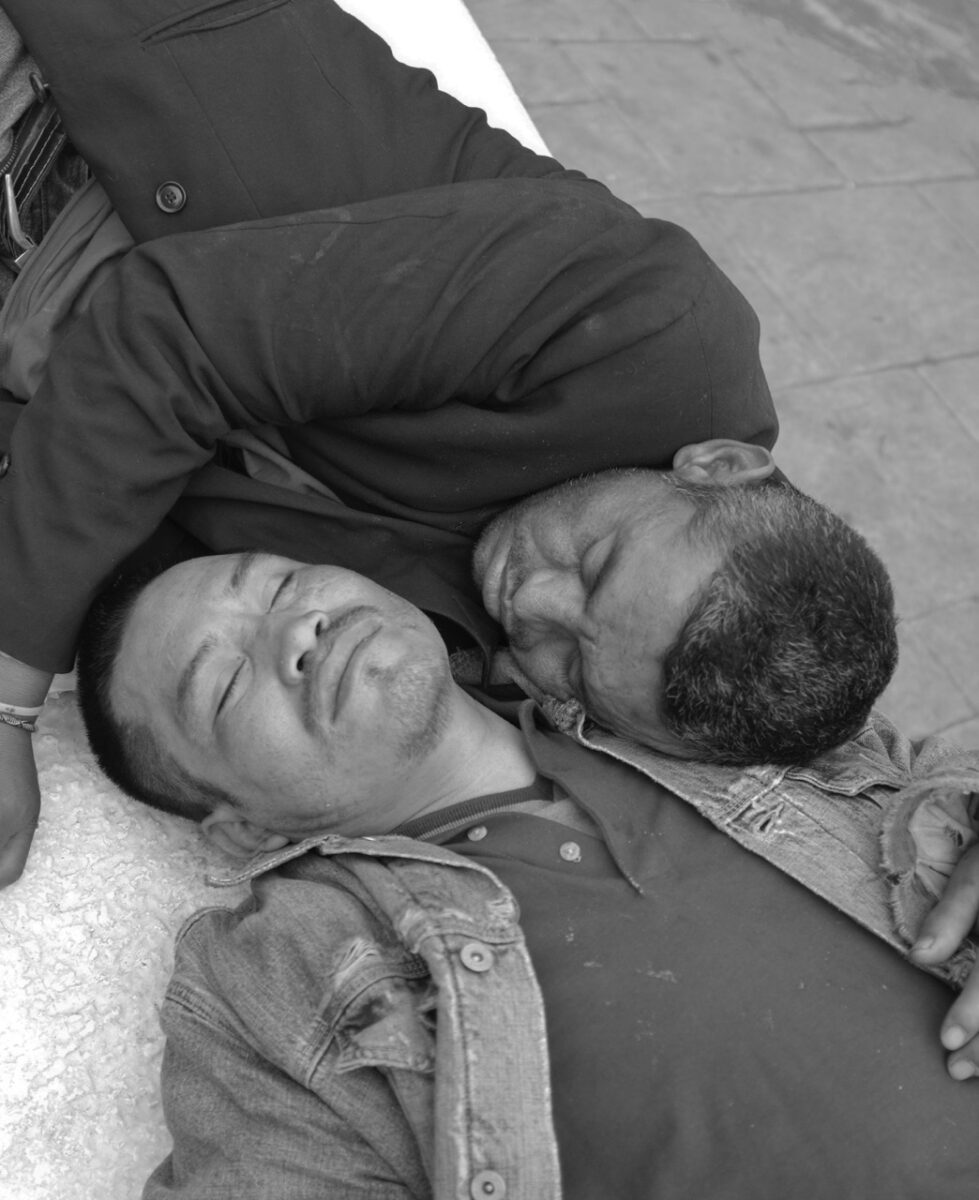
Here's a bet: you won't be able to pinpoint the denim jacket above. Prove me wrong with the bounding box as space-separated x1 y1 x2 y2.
145 706 979 1198
144 834 561 1200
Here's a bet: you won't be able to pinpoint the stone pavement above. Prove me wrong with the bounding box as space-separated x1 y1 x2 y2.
468 0 979 749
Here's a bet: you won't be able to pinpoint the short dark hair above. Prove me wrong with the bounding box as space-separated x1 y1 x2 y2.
659 478 898 766
75 564 236 823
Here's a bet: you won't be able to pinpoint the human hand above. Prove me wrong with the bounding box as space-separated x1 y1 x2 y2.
911 842 979 1080
0 653 51 887
0 719 41 887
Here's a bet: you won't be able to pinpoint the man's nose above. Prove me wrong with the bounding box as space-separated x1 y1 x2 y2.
266 610 328 683
510 569 586 634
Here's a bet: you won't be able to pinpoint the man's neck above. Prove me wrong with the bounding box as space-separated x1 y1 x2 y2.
391 687 537 830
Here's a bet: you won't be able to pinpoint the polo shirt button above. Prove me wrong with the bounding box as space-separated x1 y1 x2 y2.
470 1170 506 1198
0 451 9 477
467 825 488 841
460 941 494 973
155 181 187 213
559 841 582 863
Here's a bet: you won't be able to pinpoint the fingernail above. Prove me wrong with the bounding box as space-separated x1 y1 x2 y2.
911 936 934 956
949 1059 976 1081
944 1025 968 1051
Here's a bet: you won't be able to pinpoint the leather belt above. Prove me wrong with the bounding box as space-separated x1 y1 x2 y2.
0 75 67 272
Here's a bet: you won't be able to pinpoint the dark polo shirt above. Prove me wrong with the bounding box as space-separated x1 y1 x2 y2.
400 698 979 1199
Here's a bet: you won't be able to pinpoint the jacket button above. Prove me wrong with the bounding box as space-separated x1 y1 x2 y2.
471 1171 506 1198
0 452 9 477
460 942 494 973
559 841 582 863
155 181 187 213
466 825 488 842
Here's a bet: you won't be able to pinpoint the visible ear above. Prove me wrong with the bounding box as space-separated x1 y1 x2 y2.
672 439 775 486
201 803 291 859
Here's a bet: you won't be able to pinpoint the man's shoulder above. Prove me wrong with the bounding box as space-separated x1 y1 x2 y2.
162 856 419 1065
172 833 516 987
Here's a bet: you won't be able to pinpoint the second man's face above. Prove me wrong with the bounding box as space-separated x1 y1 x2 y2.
472 470 721 753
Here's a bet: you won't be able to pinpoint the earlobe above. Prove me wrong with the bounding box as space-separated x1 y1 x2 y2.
672 439 776 486
201 804 291 858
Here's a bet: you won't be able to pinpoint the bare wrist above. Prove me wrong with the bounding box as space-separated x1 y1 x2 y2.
0 651 54 707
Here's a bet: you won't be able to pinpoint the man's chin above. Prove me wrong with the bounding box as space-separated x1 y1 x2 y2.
387 659 453 763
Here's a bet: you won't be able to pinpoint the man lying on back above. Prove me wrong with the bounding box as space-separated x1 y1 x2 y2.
76 550 979 1199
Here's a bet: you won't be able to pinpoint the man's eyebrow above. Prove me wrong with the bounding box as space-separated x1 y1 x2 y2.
586 536 620 605
226 550 264 598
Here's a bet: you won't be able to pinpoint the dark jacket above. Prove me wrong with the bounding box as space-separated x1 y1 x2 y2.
0 0 775 672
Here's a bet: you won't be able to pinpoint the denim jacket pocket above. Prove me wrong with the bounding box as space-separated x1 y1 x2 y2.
325 965 439 1178
329 972 437 1076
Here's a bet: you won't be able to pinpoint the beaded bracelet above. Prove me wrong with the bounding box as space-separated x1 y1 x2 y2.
0 702 42 734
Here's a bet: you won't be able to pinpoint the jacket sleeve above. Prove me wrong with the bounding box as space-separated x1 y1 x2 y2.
143 993 421 1199
0 177 775 671
878 725 979 986
144 873 440 1199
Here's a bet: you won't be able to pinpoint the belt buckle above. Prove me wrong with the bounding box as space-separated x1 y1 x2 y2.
1 173 36 272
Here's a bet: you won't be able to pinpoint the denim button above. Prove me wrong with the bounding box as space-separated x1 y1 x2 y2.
467 825 488 842
559 841 582 863
460 942 493 973
155 181 187 213
470 1170 506 1198
0 452 9 477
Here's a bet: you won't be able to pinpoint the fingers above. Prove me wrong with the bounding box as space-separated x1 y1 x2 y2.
941 961 979 1080
905 843 979 1081
910 843 979 965
0 822 35 888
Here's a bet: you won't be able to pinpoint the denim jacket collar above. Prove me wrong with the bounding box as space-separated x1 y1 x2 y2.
210 830 503 888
